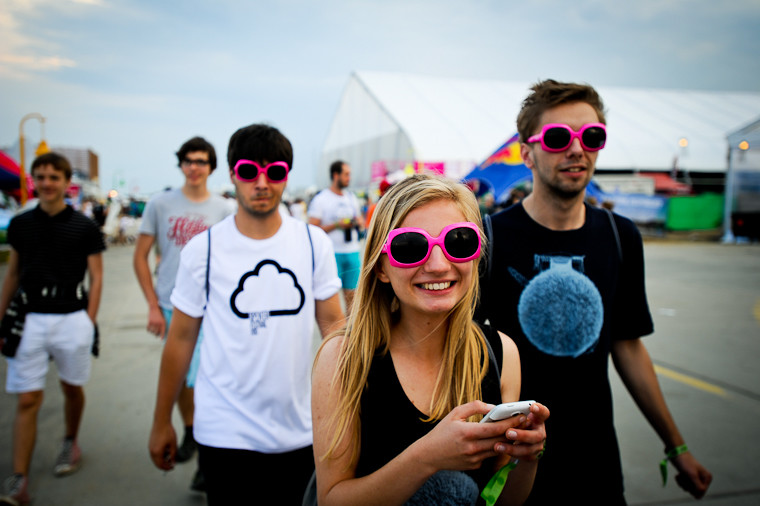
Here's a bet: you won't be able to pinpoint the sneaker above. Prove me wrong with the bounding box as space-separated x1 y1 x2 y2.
190 468 206 492
53 439 81 477
175 430 197 463
0 473 30 506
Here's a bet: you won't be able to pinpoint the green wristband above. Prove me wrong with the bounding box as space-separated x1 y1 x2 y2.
659 444 688 486
481 460 518 506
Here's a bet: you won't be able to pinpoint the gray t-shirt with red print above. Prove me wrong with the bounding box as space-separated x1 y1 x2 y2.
139 188 233 308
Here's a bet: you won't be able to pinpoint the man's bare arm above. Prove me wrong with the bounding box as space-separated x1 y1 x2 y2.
133 233 166 337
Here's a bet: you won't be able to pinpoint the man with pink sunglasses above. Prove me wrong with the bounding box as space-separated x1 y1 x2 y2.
477 80 712 504
148 124 344 504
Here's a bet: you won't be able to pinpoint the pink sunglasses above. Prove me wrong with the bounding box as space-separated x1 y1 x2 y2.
233 159 289 183
382 222 481 268
527 123 607 152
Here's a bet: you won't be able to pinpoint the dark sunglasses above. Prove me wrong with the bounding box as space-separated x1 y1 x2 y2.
382 222 481 268
233 160 289 183
527 123 607 152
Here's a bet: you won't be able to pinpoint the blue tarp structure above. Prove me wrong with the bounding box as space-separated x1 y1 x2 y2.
461 134 530 203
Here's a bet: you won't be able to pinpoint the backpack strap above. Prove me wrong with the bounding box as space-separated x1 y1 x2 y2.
306 223 315 274
481 323 501 383
484 213 494 281
204 227 211 308
602 208 623 262
484 334 500 383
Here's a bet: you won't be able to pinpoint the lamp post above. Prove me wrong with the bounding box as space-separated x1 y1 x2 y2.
18 113 48 206
722 139 750 243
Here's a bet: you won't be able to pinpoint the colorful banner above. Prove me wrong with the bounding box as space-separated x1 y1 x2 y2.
371 160 387 180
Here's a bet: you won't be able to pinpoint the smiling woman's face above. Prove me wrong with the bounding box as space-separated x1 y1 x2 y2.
377 198 474 320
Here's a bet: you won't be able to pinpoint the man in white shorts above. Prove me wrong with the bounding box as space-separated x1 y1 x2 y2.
0 152 105 505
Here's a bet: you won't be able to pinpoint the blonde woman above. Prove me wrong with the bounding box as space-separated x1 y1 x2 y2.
312 174 549 505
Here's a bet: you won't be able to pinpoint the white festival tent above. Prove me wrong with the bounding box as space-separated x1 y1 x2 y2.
320 71 760 192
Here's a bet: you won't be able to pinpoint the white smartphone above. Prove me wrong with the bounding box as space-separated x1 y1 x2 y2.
479 400 535 423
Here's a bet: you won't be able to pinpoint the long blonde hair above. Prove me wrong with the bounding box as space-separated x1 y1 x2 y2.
317 173 490 464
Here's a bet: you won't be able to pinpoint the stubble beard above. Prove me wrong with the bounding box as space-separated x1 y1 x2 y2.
539 162 594 201
237 194 279 219
547 180 587 200
242 205 278 219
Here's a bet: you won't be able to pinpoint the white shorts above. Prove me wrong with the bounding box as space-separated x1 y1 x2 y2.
5 310 94 393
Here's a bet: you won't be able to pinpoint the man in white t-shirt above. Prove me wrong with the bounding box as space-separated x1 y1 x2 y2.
134 137 233 491
148 124 345 504
308 160 365 315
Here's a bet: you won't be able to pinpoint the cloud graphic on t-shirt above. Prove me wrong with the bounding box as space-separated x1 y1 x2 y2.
230 260 305 319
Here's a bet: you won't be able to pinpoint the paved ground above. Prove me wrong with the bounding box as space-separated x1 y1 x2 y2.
0 239 759 505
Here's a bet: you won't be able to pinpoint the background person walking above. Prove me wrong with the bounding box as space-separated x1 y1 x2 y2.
308 160 365 316
0 152 104 506
133 136 233 491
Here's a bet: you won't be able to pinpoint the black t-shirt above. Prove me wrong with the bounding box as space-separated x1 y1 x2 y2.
356 324 504 493
478 202 653 504
8 205 105 314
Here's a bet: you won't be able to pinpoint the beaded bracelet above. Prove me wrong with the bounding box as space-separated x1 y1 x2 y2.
660 444 689 486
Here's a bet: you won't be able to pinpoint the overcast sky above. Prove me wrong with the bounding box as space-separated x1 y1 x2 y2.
1 0 759 197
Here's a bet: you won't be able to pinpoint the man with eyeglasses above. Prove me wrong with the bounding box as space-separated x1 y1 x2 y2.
148 124 344 504
134 136 233 492
477 80 712 504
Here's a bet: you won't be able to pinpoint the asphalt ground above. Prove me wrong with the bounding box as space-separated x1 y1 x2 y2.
1 239 759 505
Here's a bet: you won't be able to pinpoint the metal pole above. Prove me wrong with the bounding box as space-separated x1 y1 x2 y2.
721 145 736 243
18 113 46 206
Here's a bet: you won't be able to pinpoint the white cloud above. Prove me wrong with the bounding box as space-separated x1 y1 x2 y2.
0 53 76 70
0 0 114 78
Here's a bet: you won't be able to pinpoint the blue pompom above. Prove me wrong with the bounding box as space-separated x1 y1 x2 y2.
405 470 479 506
518 263 603 357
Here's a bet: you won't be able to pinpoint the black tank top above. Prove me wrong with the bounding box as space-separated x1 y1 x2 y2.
356 324 504 489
